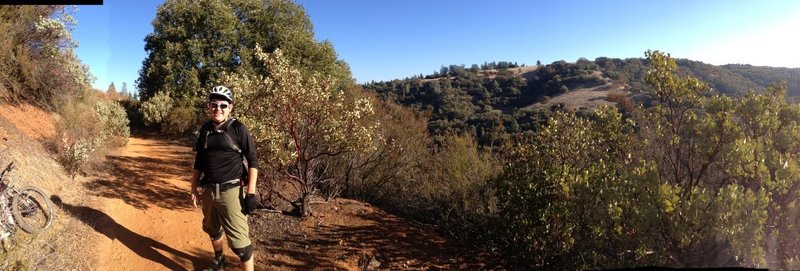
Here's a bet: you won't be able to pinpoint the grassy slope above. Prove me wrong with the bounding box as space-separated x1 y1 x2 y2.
0 101 94 270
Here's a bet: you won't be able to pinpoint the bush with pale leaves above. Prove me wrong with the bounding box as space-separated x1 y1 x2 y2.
226 47 377 216
95 100 130 145
140 91 174 127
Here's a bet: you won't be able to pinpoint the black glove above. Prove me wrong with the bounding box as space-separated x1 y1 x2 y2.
243 193 258 215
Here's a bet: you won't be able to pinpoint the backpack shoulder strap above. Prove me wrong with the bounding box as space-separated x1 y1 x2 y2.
223 117 237 131
226 119 250 176
220 118 242 154
200 118 242 154
194 120 214 151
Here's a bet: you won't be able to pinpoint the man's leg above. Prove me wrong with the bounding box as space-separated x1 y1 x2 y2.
212 234 224 256
220 188 254 270
232 245 254 271
208 232 227 270
202 188 227 269
242 255 254 271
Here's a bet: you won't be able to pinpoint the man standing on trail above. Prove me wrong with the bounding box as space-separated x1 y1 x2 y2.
191 85 259 271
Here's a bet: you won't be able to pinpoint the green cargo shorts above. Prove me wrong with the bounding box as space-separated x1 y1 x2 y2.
201 186 252 249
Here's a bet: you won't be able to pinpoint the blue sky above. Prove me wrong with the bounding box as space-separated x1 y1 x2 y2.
72 0 800 93
73 1 161 93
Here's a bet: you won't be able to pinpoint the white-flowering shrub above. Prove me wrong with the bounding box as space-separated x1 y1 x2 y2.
56 91 132 177
55 94 104 178
95 100 130 145
226 47 378 216
59 133 102 179
140 91 173 127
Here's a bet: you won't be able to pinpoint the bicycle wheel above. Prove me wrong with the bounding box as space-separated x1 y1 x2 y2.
11 187 53 234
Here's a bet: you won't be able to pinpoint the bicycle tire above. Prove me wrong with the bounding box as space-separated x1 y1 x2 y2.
11 187 54 234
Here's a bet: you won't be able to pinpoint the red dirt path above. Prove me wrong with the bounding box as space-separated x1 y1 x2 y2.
73 136 504 270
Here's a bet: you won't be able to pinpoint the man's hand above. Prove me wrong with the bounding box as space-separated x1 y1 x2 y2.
243 193 257 215
191 170 202 208
191 189 200 208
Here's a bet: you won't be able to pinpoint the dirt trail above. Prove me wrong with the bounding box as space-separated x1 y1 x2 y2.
63 135 505 270
73 136 212 270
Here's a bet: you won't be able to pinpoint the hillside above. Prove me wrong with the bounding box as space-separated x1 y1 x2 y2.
364 57 800 148
523 83 626 111
0 100 93 270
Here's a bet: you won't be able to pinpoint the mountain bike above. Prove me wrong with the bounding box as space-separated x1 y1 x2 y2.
0 162 54 243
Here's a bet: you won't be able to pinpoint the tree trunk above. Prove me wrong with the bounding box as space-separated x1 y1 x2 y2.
300 192 313 217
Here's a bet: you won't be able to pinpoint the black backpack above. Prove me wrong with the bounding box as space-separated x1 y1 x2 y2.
195 118 249 182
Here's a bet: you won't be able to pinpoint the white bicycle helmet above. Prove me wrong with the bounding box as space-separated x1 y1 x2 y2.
209 85 233 102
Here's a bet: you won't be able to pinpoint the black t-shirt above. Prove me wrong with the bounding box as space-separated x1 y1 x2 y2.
193 119 259 184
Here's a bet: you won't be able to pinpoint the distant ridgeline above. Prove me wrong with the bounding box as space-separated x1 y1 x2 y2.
362 58 800 149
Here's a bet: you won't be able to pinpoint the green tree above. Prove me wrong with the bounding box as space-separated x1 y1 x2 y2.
137 0 238 103
634 51 768 266
107 82 116 95
137 0 352 134
470 64 480 74
733 82 800 268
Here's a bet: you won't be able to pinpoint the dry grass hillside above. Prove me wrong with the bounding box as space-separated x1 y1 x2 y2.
419 65 540 83
420 66 636 111
524 82 630 111
483 65 540 80
0 100 97 270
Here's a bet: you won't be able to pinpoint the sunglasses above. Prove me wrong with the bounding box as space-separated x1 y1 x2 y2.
209 102 230 110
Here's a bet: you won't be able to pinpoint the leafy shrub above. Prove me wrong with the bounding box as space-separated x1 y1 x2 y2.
140 91 173 127
56 95 104 178
491 52 792 269
56 91 133 178
118 98 144 130
327 98 430 203
495 107 638 269
59 134 102 179
420 134 499 242
95 100 130 146
337 102 500 244
162 97 202 136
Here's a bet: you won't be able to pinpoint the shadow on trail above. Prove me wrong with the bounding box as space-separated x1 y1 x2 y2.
333 210 504 270
51 195 204 270
254 200 506 270
84 138 195 211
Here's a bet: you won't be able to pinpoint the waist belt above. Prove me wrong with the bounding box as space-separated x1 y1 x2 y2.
204 179 241 200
